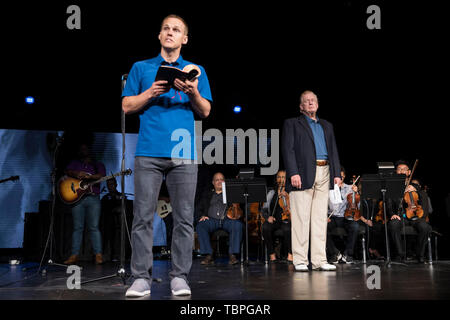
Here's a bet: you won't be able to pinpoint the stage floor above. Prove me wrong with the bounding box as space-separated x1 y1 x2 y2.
1 257 449 300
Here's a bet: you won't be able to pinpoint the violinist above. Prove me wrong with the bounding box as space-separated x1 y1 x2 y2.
196 172 243 265
261 170 293 263
388 161 432 263
326 168 372 264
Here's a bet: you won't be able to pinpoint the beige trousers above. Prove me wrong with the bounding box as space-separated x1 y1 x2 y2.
290 165 330 268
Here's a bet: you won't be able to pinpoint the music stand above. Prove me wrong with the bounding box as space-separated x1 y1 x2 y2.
223 171 266 265
361 173 406 268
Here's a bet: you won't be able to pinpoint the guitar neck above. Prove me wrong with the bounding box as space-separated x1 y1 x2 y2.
0 176 19 184
86 172 123 187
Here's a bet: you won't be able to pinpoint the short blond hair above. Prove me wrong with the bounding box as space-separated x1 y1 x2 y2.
161 14 189 35
300 90 318 104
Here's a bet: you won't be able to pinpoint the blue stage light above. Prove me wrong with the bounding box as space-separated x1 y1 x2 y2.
233 106 241 113
25 96 35 104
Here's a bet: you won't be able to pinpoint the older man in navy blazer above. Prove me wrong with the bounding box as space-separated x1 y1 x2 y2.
282 90 342 272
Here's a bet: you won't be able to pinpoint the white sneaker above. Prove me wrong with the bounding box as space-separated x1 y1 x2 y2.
294 264 309 272
125 279 151 297
314 263 337 271
171 277 192 296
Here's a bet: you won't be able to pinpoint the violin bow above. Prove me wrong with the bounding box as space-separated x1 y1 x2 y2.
405 159 419 188
328 209 335 220
398 159 419 212
352 175 361 187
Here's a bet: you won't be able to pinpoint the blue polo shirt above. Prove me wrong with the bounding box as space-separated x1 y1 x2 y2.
122 54 212 160
305 115 328 160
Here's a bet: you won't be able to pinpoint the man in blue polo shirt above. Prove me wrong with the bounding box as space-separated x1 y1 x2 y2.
122 14 212 297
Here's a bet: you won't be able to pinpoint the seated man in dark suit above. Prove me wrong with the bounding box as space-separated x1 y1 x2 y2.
196 172 243 265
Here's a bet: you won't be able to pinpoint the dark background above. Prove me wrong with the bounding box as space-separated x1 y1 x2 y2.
2 1 450 248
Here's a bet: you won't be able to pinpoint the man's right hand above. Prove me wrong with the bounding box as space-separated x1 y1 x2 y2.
267 216 275 224
148 80 170 99
291 174 302 189
199 216 209 222
391 214 401 221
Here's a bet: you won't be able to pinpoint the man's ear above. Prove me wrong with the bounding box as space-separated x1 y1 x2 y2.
158 33 162 41
182 35 188 45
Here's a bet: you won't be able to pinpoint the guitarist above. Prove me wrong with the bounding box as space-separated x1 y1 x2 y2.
388 160 432 263
64 143 106 265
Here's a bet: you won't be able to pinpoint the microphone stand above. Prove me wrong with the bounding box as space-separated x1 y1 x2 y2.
37 134 74 275
81 74 161 287
81 74 130 286
243 183 253 265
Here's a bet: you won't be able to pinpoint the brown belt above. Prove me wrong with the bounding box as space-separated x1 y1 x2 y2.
316 160 329 166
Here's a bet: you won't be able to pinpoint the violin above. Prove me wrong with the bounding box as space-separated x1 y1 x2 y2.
248 202 264 237
278 185 291 221
404 191 424 220
403 159 424 221
344 175 361 221
375 200 385 224
226 203 243 220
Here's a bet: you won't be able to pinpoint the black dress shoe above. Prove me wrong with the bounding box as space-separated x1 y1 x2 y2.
417 257 425 264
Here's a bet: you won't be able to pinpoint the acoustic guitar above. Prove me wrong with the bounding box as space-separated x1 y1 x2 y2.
58 169 132 204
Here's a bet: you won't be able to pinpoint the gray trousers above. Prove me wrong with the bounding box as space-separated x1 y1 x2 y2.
130 157 197 285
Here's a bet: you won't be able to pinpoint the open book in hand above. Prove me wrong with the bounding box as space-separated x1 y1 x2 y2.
155 64 201 87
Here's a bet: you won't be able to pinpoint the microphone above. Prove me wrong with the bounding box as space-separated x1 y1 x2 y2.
56 132 64 145
121 74 128 91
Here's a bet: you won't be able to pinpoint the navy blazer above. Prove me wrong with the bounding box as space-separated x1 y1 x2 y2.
281 114 341 193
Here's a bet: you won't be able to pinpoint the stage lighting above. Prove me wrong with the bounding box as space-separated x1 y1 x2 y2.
25 96 35 104
233 106 241 113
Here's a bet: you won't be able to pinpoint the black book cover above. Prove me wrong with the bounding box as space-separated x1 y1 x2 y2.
155 65 200 87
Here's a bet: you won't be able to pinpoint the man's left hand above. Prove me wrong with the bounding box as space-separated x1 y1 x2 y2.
334 177 342 186
173 78 199 97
